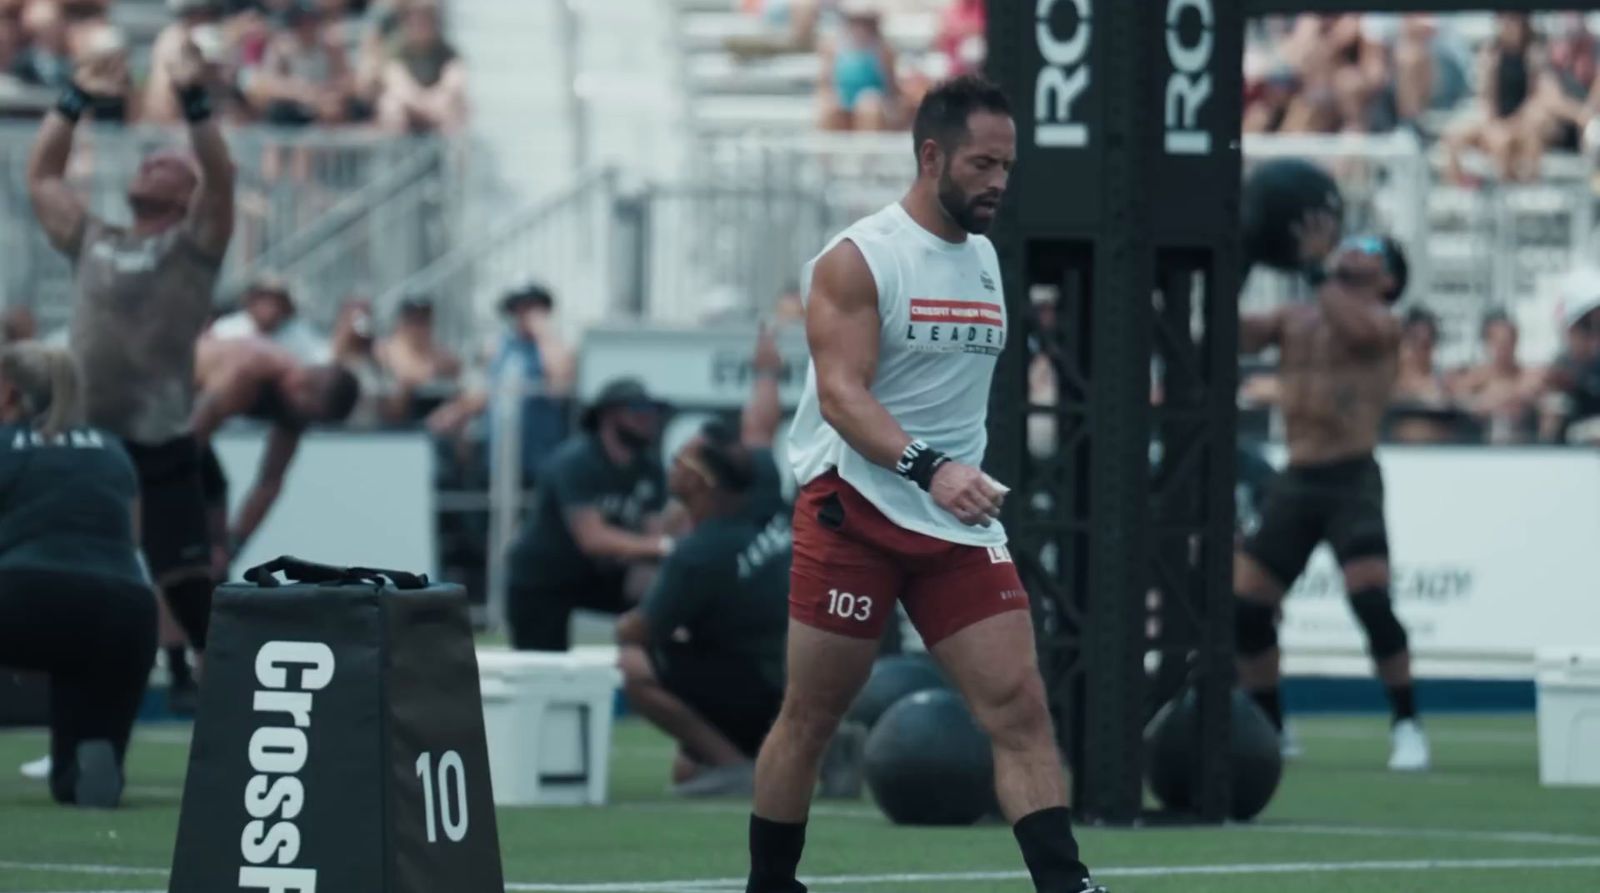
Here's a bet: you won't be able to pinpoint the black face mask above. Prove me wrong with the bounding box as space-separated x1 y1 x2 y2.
616 425 656 452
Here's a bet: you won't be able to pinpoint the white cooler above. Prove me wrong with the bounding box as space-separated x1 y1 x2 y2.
1535 648 1600 787
477 646 622 806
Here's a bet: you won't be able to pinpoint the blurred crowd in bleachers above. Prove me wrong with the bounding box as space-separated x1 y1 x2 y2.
1235 281 1600 447
0 0 465 132
726 1 1600 188
1245 12 1600 184
730 0 983 132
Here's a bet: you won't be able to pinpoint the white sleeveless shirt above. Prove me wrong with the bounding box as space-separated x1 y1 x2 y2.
788 202 1008 547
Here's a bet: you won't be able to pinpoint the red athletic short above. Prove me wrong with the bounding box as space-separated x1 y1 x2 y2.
788 471 1029 647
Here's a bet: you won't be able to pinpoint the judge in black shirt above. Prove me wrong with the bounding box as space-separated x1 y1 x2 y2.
507 378 672 651
0 344 157 808
616 420 790 797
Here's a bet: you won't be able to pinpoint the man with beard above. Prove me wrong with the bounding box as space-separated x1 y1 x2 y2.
505 378 673 651
744 76 1107 893
28 39 234 659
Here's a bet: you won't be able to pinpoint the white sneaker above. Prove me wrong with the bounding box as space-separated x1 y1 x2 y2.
1388 719 1431 772
19 754 50 781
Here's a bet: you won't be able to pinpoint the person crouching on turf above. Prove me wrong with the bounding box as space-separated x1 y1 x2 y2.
189 333 361 560
505 378 672 651
0 344 157 808
616 420 790 797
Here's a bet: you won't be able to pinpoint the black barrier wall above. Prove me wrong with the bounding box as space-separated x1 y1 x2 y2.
169 577 503 893
986 0 1244 824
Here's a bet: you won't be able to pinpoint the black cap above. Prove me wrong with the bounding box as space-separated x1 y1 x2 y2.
397 294 434 317
501 284 554 317
581 377 669 431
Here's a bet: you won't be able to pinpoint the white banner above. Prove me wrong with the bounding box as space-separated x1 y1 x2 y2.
214 430 437 578
578 324 810 409
1267 446 1600 678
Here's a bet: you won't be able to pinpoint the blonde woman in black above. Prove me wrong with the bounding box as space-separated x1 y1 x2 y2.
0 344 156 808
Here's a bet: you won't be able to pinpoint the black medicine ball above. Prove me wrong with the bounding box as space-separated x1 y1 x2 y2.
1242 158 1344 272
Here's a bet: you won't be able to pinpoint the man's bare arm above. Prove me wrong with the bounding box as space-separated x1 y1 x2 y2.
1240 309 1285 354
27 109 87 258
566 508 669 563
169 39 235 260
230 425 300 551
808 240 913 468
1318 286 1399 351
741 324 783 448
185 118 235 260
190 373 256 441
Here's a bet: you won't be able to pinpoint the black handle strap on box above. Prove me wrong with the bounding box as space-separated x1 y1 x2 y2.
243 556 430 591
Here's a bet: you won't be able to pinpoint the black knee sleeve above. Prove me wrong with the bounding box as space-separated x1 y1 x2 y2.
1349 587 1407 660
1236 599 1278 657
163 577 214 651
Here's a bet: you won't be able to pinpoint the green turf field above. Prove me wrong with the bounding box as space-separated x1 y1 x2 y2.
0 713 1596 892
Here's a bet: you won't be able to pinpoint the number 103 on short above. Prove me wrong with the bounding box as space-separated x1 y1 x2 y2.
828 588 873 621
416 750 469 843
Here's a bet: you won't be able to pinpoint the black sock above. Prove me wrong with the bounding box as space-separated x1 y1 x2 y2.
165 646 192 688
1250 687 1284 732
1388 684 1417 724
1013 806 1090 892
746 815 808 893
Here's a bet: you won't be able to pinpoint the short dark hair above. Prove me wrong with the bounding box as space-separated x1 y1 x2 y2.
911 75 1012 162
1480 308 1515 339
696 419 755 494
501 284 554 317
1403 306 1438 338
321 367 361 422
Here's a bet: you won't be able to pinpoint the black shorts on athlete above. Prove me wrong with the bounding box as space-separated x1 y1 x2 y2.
1242 453 1388 586
652 644 783 757
122 436 211 579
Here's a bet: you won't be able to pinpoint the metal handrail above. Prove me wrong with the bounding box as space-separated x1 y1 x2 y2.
376 166 620 310
238 141 447 282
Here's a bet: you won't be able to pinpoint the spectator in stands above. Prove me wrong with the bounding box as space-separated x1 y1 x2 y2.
318 0 387 113
145 0 227 125
935 0 984 79
818 0 898 132
428 284 573 482
376 294 460 423
1443 13 1556 184
1297 14 1390 133
1390 306 1460 443
325 296 391 427
0 11 22 87
615 420 789 798
210 276 330 363
729 0 826 56
1530 14 1600 158
1 306 36 345
376 1 466 134
1539 278 1600 445
505 377 672 652
14 0 72 90
1361 14 1471 130
246 0 354 126
1452 310 1542 443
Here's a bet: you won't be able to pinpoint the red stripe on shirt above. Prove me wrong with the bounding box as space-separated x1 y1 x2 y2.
909 299 1004 326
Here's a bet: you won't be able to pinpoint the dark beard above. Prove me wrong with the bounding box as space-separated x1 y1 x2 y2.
937 168 990 235
616 425 655 452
